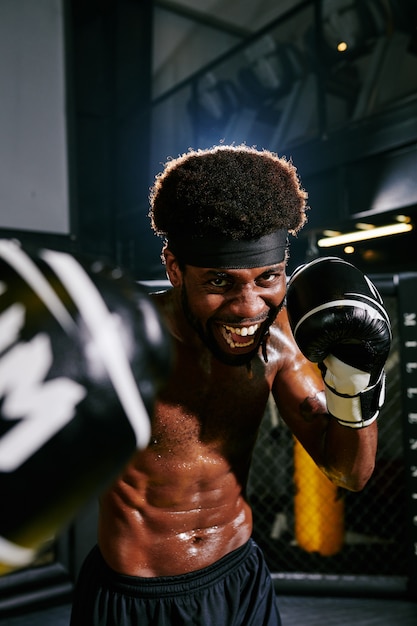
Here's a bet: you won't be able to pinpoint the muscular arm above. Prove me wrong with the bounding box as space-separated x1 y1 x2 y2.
271 313 377 492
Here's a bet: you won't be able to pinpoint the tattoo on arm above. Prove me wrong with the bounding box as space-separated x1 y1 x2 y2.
300 394 325 423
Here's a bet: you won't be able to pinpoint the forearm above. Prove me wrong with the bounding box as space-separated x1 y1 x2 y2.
285 257 390 492
320 417 378 492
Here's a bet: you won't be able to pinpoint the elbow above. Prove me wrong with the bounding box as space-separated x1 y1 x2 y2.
348 455 377 492
324 460 375 493
342 473 372 493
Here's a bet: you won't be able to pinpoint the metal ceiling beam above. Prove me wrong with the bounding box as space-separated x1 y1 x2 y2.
154 0 251 38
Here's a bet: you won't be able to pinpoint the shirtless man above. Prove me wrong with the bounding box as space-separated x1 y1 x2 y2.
70 145 390 625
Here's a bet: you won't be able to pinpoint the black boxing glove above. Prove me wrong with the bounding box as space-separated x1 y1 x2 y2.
286 256 391 429
0 240 171 573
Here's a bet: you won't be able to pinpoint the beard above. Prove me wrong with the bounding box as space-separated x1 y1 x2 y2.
180 284 284 367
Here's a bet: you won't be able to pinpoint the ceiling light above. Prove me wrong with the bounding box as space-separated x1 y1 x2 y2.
317 222 413 247
322 229 341 237
355 222 376 230
395 214 411 223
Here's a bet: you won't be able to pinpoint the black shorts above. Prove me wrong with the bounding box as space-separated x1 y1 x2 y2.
70 538 282 625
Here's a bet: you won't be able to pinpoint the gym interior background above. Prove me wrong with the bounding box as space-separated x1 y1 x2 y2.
0 1 417 623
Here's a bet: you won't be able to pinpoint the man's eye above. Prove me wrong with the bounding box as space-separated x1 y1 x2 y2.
210 277 229 288
259 273 279 284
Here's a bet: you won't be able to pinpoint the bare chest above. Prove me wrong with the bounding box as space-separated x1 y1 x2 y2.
151 351 273 457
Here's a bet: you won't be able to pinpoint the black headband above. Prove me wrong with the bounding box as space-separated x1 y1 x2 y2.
168 229 288 268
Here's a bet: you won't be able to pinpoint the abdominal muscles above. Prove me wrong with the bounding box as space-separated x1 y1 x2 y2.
98 441 253 577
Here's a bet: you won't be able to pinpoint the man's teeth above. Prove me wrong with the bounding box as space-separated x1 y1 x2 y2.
225 324 259 337
221 323 260 349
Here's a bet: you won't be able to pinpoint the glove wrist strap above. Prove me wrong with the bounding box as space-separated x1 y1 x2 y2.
325 371 386 429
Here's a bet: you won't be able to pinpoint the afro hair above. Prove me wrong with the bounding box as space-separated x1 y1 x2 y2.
149 144 308 245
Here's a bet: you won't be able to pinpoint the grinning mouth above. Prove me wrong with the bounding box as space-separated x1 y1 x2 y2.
220 323 261 349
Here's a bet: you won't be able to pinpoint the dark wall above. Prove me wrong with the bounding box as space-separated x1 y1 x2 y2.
69 0 162 279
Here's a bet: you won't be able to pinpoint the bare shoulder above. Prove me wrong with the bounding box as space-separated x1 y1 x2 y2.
266 306 306 370
269 306 327 418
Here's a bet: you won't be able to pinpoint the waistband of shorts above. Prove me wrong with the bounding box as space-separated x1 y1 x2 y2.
98 539 255 598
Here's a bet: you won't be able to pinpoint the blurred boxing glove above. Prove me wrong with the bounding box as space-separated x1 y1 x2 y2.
286 257 391 429
0 239 171 574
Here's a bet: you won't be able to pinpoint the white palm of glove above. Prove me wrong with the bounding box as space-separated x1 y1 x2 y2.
323 354 371 396
322 354 383 428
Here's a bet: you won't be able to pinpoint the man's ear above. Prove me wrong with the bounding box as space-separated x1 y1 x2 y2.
164 249 183 287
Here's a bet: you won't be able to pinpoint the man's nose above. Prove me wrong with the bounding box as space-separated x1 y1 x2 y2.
226 284 265 319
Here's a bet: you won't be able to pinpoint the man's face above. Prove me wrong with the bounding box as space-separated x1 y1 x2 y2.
178 263 287 366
